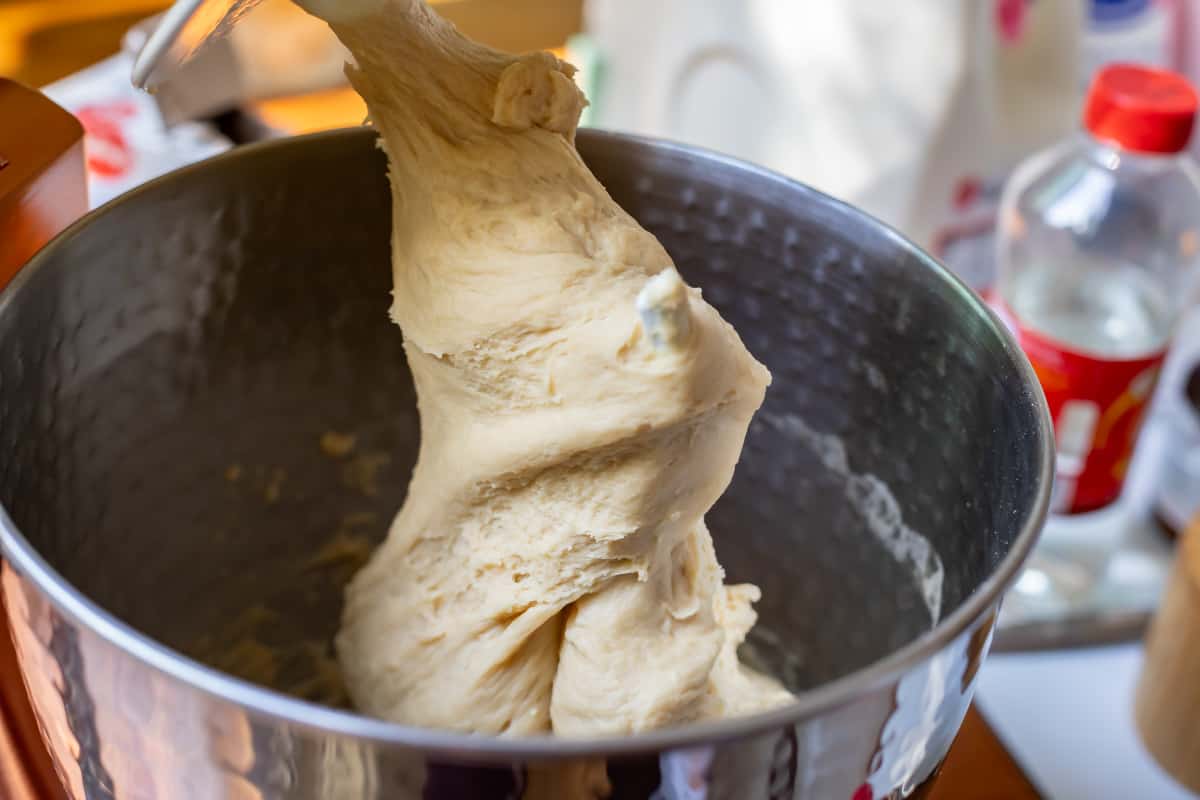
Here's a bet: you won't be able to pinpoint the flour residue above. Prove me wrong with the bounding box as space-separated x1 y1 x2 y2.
765 413 945 624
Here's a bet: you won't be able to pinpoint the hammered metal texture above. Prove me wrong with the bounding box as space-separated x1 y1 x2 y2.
582 140 1043 688
0 129 1049 799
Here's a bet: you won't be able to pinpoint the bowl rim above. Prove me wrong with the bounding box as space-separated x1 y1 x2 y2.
0 126 1054 760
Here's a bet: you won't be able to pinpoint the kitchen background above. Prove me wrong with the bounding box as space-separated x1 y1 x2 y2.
3 1 1200 798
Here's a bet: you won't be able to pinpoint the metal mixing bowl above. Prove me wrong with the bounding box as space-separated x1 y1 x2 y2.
0 128 1052 799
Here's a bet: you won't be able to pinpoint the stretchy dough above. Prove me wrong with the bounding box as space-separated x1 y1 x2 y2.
298 0 792 735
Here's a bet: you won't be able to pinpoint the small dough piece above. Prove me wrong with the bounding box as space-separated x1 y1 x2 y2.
302 0 792 735
493 52 589 138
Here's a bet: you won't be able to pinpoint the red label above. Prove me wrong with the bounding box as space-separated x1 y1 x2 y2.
995 0 1031 43
997 303 1164 513
75 102 137 180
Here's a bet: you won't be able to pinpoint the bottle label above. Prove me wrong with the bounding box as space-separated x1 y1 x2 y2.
994 302 1165 513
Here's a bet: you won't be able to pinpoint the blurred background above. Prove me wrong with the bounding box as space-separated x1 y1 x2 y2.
1 0 1195 288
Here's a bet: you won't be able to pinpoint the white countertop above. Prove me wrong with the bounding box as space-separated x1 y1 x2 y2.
978 644 1196 799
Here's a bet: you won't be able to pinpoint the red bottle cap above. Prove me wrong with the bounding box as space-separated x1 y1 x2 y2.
1084 64 1199 155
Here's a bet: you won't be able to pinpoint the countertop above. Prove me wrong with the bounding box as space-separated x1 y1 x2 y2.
979 644 1197 799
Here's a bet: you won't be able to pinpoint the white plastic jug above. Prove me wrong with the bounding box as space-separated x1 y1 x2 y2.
584 0 1084 288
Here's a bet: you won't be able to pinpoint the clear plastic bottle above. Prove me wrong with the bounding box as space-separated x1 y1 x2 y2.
1080 0 1173 92
994 63 1200 515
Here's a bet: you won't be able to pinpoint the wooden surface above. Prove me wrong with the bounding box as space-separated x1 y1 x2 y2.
1136 518 1200 795
0 79 87 288
0 0 171 86
927 706 1043 799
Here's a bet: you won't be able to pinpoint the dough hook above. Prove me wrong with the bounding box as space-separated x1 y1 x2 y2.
131 0 266 90
132 0 383 91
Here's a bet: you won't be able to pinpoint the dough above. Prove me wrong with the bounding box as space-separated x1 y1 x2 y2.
299 0 792 735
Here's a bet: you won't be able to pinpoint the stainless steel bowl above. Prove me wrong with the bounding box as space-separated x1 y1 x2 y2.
0 128 1052 799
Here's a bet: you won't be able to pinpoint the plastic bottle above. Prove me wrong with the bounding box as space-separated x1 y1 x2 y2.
994 63 1200 515
1080 0 1173 91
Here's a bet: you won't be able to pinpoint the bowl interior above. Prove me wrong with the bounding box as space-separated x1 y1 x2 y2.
0 129 1047 709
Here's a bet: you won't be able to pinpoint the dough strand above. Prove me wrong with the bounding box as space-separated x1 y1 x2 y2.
295 0 792 735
